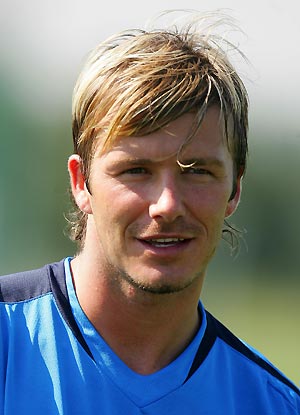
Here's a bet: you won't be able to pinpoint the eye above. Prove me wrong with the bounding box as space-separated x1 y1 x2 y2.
183 166 211 175
123 167 148 175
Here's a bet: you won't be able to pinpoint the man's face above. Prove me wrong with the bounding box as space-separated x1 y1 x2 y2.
75 107 241 295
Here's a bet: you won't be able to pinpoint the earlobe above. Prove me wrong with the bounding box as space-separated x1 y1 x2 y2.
68 155 92 214
225 175 242 218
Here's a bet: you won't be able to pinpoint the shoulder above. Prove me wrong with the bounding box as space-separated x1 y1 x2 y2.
206 310 300 403
0 257 94 361
0 260 65 303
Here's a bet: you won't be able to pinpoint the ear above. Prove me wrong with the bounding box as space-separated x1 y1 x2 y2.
225 173 243 218
68 154 92 214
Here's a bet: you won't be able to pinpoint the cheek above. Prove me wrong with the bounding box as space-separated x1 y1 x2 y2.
92 184 148 228
190 187 230 217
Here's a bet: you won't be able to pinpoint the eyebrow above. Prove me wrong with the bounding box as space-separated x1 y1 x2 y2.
109 156 226 169
177 158 226 168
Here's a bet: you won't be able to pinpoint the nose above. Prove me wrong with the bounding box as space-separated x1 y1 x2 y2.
148 176 185 222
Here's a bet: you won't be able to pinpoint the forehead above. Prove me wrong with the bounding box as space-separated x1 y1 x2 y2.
95 107 231 163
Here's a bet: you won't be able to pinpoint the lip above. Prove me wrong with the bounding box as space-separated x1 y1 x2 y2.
139 232 194 240
136 235 194 257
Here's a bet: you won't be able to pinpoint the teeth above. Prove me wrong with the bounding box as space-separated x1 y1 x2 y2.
145 238 186 247
151 238 184 243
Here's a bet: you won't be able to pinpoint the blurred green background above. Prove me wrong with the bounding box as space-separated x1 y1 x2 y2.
0 1 299 385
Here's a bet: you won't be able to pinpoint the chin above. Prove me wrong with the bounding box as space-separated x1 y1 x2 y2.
122 269 203 296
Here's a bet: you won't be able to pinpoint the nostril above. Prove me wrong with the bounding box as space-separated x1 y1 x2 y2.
148 188 185 221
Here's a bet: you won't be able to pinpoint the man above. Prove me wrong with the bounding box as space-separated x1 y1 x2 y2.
0 13 299 414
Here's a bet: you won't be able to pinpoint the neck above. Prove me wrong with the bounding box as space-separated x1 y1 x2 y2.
70 248 204 374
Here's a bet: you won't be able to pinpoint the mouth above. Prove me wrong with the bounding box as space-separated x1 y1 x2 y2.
139 237 190 248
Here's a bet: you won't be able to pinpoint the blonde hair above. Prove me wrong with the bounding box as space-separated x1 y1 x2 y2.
70 11 249 246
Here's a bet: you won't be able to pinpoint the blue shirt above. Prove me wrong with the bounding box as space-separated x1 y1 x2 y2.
0 258 299 414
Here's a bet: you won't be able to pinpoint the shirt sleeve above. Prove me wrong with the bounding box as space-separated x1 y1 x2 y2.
0 304 9 415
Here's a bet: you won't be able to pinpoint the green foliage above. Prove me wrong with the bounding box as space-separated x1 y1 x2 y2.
202 279 300 386
1 75 300 279
1 72 299 386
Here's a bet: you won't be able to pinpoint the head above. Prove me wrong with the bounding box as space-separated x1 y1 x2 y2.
69 12 248 249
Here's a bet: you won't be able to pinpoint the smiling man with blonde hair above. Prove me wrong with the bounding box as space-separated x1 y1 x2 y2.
0 11 299 414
